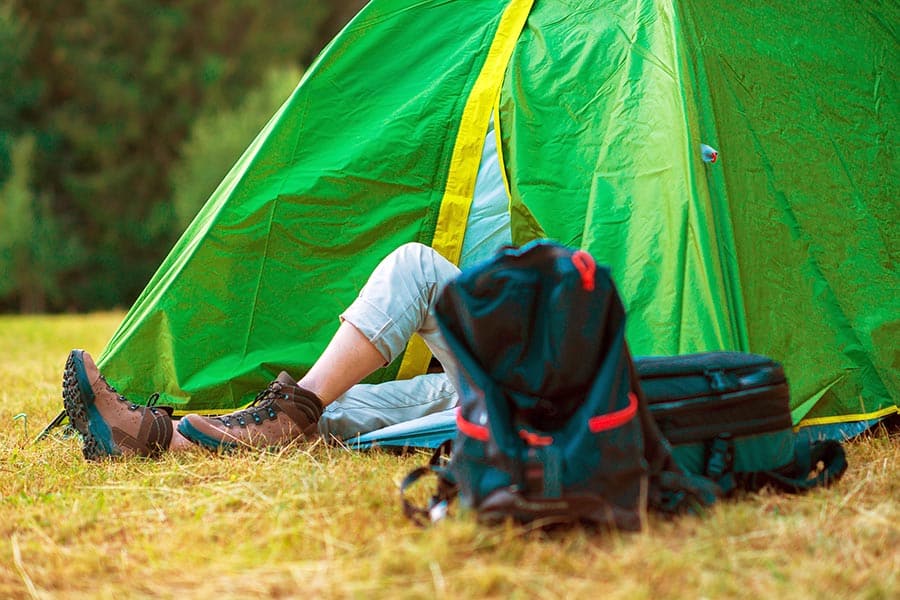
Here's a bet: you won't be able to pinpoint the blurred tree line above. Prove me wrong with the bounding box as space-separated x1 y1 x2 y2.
0 0 367 313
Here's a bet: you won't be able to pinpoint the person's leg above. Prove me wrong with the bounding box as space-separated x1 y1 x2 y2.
65 243 459 458
296 321 386 404
65 243 462 458
177 242 461 449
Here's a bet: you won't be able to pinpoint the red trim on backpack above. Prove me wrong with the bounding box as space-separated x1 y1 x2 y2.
588 392 638 432
571 251 596 291
456 407 489 441
519 429 554 446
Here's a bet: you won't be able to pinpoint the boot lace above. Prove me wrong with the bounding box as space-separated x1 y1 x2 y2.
100 375 162 412
217 381 288 428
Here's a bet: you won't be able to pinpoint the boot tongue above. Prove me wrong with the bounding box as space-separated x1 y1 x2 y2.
275 371 298 387
272 371 324 413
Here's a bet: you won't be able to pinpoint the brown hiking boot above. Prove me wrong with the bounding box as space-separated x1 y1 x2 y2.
62 349 175 461
176 372 323 450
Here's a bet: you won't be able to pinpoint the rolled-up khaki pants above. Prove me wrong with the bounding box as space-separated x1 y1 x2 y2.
318 242 462 439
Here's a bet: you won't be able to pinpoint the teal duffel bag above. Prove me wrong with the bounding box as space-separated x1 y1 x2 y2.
638 352 847 494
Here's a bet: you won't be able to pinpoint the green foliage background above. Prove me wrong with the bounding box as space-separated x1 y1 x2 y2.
0 0 367 312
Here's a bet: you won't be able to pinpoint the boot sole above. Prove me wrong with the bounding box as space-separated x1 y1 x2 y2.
62 350 121 461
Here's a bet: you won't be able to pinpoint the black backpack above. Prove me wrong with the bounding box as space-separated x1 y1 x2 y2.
402 241 717 529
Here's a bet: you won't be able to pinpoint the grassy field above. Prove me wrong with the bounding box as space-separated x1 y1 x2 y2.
0 313 896 599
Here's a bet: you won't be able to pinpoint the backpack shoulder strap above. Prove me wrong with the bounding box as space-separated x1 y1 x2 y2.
400 440 458 526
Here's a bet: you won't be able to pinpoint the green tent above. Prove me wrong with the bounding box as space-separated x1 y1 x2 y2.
96 0 897 431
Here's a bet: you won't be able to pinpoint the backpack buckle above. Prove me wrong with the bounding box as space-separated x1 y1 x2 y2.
705 433 734 480
524 446 563 498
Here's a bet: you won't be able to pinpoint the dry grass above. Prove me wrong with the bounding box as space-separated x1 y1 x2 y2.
0 313 896 599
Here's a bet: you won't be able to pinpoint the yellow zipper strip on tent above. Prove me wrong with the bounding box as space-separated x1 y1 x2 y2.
396 0 533 381
796 404 898 429
789 374 898 429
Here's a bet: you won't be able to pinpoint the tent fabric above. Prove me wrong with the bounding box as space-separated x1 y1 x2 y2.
675 2 898 425
99 0 532 412
99 0 897 428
